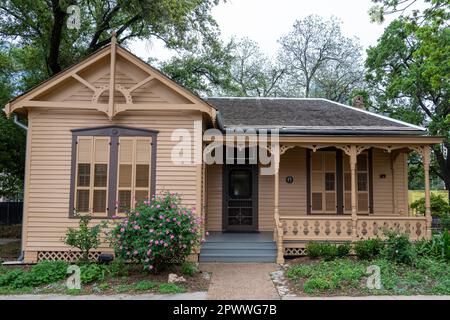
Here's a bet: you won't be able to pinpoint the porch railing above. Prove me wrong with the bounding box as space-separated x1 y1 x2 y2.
280 215 428 242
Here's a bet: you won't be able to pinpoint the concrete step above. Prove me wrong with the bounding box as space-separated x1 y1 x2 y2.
201 248 276 255
202 241 276 250
199 253 276 263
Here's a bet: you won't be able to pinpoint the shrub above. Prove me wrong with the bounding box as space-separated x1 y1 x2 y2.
108 258 129 277
336 242 351 258
418 230 450 261
306 242 350 260
180 262 198 276
64 214 106 262
110 192 202 272
305 242 322 259
80 263 107 284
303 277 332 293
354 238 383 260
382 230 416 265
411 193 450 217
0 261 69 288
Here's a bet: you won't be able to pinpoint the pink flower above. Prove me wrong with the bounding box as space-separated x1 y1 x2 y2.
149 229 154 233
133 225 140 230
206 231 210 236
149 265 154 270
120 228 125 232
159 215 164 219
177 221 181 226
166 218 170 222
135 212 140 217
155 240 159 245
147 249 152 256
164 243 168 247
170 235 175 239
173 218 177 222
156 205 161 209
133 250 138 255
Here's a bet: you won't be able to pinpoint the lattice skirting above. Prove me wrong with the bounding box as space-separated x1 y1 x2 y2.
37 251 102 262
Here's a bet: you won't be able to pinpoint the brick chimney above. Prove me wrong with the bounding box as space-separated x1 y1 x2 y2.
352 95 365 109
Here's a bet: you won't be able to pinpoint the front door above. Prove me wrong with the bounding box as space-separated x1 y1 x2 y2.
223 165 258 232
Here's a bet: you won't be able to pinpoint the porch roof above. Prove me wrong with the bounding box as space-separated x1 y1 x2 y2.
206 97 426 135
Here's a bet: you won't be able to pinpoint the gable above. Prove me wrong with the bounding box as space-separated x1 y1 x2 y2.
5 42 215 119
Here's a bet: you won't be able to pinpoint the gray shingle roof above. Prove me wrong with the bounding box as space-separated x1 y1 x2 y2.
206 98 424 135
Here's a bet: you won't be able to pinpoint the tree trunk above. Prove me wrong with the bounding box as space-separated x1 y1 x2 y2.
47 0 68 75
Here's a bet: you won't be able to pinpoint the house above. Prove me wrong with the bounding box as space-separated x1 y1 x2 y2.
4 38 442 264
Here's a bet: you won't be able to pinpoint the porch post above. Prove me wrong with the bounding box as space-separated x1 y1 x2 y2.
350 145 358 241
273 146 284 264
423 145 432 239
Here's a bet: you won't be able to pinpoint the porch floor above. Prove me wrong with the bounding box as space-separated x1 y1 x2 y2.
200 232 276 263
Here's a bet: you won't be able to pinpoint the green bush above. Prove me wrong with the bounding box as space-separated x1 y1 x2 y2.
337 242 351 258
418 230 450 261
354 238 383 260
108 258 129 277
382 230 416 265
64 214 106 262
134 280 157 291
411 194 450 229
306 242 350 260
180 262 198 276
80 263 107 284
0 261 69 289
110 192 202 272
305 242 322 259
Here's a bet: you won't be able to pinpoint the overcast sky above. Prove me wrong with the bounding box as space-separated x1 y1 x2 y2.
129 0 419 62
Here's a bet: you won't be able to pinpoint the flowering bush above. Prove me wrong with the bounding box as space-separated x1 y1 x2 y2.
110 192 202 272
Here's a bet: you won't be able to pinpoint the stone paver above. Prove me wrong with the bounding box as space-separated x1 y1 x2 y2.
0 292 207 300
200 263 280 300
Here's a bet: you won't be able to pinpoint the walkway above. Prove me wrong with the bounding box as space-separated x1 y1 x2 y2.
200 263 280 300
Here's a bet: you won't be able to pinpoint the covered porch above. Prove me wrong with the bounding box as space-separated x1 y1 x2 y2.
273 141 434 263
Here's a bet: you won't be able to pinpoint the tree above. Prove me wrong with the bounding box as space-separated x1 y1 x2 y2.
365 2 450 197
278 15 365 99
0 0 222 84
224 38 285 97
159 39 235 96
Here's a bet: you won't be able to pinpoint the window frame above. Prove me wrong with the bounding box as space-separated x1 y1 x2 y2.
69 125 158 218
307 148 373 215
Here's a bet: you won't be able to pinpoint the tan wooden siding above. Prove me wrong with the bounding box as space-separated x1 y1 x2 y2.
25 109 202 253
206 147 408 231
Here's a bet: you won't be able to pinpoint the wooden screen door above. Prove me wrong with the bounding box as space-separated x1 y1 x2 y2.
223 165 258 232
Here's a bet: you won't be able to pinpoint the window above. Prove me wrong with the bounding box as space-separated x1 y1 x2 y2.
117 137 152 214
70 126 158 218
74 137 110 216
343 152 370 214
310 151 337 213
308 149 372 215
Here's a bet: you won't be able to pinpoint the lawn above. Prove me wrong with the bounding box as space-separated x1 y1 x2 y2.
0 260 210 296
285 257 450 296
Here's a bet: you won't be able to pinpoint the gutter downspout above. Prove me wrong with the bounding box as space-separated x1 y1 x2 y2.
12 114 27 262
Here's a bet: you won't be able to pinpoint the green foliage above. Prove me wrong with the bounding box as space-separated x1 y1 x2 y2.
0 261 69 289
180 262 198 276
354 238 384 260
108 258 129 277
382 230 416 265
366 2 450 192
415 231 450 261
79 263 107 284
134 280 157 291
158 283 186 294
110 192 202 272
411 194 450 217
306 242 351 260
64 214 106 262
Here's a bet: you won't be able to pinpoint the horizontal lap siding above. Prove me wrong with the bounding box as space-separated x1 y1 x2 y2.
206 165 222 231
26 109 201 252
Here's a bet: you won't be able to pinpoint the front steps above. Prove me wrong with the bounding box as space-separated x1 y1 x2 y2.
199 232 276 262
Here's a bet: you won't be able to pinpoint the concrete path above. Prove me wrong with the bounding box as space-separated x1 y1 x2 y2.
200 263 280 300
0 292 207 300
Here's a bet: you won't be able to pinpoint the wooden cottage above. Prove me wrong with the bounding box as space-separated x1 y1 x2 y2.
4 40 442 264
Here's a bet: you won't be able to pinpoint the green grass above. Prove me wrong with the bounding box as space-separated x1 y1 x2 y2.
134 280 157 291
286 257 450 296
158 283 186 294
